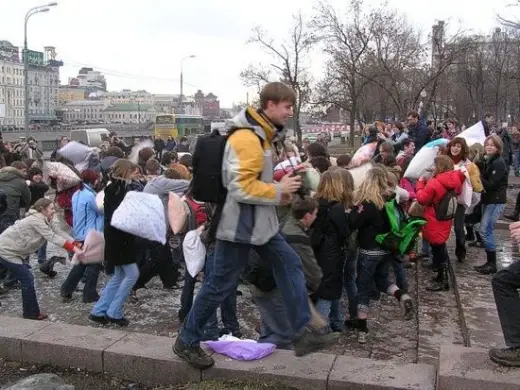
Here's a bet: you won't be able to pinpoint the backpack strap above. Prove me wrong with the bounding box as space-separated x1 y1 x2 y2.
184 200 197 231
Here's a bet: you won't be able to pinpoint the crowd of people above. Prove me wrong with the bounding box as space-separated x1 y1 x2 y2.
0 81 518 370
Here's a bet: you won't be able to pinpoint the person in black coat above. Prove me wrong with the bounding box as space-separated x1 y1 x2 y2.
311 170 351 332
89 159 144 327
406 110 430 151
474 135 508 275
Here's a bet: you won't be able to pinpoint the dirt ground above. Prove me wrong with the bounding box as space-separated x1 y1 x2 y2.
0 359 296 390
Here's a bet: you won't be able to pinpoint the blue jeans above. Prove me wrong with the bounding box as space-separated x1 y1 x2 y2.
0 257 40 318
179 268 197 321
343 248 358 319
37 242 47 264
179 233 311 347
91 263 139 319
203 251 239 340
315 298 343 331
253 289 293 348
357 251 394 313
391 258 408 292
481 204 506 252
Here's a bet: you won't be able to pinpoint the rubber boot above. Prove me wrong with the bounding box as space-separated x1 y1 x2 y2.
475 251 497 275
426 264 449 291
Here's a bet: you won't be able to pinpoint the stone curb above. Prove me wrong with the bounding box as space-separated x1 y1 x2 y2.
0 315 436 389
0 315 516 389
438 345 520 390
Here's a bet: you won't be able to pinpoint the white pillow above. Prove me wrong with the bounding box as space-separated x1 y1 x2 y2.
111 191 166 244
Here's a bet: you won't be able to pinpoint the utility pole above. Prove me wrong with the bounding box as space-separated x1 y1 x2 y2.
23 2 57 139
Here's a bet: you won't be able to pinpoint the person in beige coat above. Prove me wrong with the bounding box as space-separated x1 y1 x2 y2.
0 198 83 320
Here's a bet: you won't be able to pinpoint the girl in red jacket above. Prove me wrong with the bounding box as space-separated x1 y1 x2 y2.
416 156 465 291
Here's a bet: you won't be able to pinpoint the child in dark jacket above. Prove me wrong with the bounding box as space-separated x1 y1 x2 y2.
27 167 49 207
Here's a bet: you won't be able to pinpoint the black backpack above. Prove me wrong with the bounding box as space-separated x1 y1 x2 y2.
434 189 458 221
191 129 261 203
0 189 6 215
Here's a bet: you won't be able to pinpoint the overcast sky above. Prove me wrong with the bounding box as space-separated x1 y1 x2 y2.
0 0 516 107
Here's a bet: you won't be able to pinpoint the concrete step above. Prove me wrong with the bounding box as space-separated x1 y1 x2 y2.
0 315 436 390
438 345 520 390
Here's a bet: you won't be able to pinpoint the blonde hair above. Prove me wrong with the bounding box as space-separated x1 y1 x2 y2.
32 198 53 213
469 143 484 161
111 159 139 180
315 169 352 208
434 155 454 175
353 167 389 210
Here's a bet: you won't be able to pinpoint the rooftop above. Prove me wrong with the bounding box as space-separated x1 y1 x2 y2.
64 100 105 106
103 103 154 112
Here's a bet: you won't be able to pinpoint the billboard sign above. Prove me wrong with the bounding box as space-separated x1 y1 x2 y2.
23 50 44 66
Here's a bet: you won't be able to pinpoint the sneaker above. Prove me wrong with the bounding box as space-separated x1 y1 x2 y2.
293 328 339 357
89 314 108 325
400 294 414 320
489 347 520 367
106 316 130 327
358 330 368 344
469 241 484 248
172 337 215 369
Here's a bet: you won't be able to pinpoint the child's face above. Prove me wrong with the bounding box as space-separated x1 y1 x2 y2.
32 174 43 183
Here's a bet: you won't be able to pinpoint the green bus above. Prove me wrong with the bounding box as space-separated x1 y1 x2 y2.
155 114 204 140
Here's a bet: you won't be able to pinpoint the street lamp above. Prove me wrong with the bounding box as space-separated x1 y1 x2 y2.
24 2 58 138
179 55 196 105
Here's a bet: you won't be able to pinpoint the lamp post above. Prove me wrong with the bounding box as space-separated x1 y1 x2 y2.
24 2 57 138
179 55 195 105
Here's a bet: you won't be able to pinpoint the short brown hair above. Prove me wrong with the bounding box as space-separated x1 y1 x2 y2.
164 169 183 180
291 196 318 220
145 158 161 175
393 122 404 131
434 155 454 175
11 161 27 171
105 146 124 158
379 141 394 153
336 154 352 168
485 134 504 155
447 137 469 160
259 82 296 110
407 110 420 119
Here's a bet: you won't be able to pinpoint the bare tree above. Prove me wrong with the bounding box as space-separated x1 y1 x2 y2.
312 0 377 145
240 12 315 142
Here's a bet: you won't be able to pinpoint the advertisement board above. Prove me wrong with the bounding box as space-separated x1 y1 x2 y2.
23 50 44 66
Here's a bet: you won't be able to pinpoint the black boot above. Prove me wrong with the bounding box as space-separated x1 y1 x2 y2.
475 251 497 275
426 264 449 291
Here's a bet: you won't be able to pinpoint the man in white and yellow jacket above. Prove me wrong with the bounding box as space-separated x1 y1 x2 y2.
174 82 337 369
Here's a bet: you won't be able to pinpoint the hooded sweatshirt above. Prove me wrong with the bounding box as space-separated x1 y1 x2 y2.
218 106 285 245
143 175 190 234
416 170 465 245
0 209 75 264
0 167 31 219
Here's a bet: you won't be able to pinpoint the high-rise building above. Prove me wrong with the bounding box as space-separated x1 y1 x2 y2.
0 41 61 130
0 41 24 130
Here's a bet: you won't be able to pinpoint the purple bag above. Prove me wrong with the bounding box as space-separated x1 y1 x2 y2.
204 341 276 361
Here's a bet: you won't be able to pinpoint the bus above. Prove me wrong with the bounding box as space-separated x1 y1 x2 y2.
155 114 177 140
154 114 204 140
